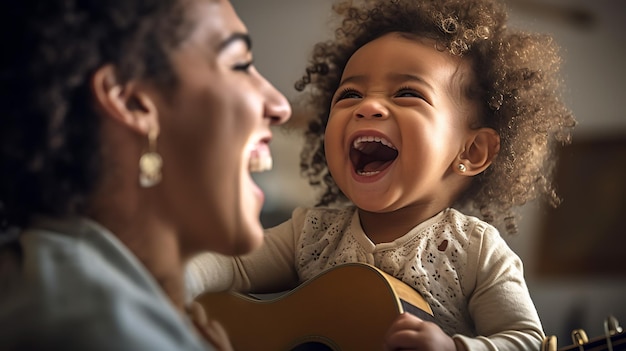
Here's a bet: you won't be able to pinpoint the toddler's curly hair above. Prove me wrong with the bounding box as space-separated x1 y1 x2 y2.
295 0 576 234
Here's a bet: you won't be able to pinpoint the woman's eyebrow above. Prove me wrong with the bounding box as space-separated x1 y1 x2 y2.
218 32 252 52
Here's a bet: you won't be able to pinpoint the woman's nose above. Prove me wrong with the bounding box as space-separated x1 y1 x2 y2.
355 99 388 119
263 81 292 125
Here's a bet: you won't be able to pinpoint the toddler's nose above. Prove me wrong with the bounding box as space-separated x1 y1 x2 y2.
355 99 388 119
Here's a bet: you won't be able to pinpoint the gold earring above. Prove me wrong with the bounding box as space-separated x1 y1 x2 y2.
458 163 467 173
139 129 162 188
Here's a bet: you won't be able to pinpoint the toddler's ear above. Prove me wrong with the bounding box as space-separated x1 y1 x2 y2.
90 64 159 136
456 128 500 176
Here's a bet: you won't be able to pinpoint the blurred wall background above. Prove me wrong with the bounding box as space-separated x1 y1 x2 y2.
231 0 626 346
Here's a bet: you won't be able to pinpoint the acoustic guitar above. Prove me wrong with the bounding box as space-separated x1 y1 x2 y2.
195 262 434 351
542 315 625 351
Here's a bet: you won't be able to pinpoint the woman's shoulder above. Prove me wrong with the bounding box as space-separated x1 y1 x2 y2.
0 218 209 350
17 217 155 291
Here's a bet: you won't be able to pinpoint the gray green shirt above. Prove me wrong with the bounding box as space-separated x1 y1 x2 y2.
0 216 211 351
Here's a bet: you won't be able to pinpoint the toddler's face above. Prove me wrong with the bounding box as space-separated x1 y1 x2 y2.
325 32 477 213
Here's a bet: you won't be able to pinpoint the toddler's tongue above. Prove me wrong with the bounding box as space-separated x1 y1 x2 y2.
362 160 392 173
249 143 273 173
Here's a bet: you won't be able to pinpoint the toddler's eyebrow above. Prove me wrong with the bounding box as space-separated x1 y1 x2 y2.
338 74 366 86
388 73 434 92
339 73 435 93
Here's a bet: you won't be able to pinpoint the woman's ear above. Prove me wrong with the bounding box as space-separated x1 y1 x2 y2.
455 127 500 176
90 64 159 136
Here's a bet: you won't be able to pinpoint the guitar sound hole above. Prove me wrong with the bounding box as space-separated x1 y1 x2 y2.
291 342 334 351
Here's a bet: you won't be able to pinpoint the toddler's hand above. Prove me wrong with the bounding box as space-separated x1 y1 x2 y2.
384 313 462 351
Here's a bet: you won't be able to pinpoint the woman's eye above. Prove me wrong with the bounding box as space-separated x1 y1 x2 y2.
335 88 362 102
233 60 253 72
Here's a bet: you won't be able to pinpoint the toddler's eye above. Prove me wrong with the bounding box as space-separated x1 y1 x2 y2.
334 88 362 102
395 87 425 99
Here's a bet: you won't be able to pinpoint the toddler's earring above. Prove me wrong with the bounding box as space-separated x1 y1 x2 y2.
457 163 467 173
139 128 162 188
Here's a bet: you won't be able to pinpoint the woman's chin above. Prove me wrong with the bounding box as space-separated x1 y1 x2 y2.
224 225 264 256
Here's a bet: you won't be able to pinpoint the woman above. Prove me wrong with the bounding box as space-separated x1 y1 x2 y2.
0 0 290 350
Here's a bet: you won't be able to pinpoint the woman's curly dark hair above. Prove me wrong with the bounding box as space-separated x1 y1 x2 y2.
295 0 576 234
0 0 195 232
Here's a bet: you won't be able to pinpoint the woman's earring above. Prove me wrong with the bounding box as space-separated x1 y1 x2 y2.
458 163 467 173
139 129 162 188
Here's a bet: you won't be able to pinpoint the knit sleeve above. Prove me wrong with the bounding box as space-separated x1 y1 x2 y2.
453 223 544 351
185 208 308 297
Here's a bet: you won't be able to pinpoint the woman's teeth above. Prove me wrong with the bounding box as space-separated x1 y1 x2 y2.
248 146 273 173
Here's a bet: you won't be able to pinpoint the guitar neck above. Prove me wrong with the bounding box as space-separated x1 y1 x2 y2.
559 335 626 351
554 321 626 351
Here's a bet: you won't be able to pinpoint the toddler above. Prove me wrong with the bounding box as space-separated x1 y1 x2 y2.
187 0 576 350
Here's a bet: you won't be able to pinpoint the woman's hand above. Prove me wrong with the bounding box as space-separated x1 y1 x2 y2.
187 301 234 351
384 313 463 351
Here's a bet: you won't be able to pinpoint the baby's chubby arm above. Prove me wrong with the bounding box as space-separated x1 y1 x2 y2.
185 208 308 297
454 225 544 350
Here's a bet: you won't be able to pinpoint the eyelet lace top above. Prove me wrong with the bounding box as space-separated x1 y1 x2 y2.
297 207 475 335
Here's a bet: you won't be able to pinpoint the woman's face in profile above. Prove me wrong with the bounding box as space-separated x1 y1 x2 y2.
147 0 290 256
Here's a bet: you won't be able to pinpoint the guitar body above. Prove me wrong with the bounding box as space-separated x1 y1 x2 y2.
195 263 434 351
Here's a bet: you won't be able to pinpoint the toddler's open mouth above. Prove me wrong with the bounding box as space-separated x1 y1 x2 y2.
350 135 398 176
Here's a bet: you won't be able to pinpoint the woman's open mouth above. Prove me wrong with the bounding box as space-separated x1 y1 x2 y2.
349 135 398 176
